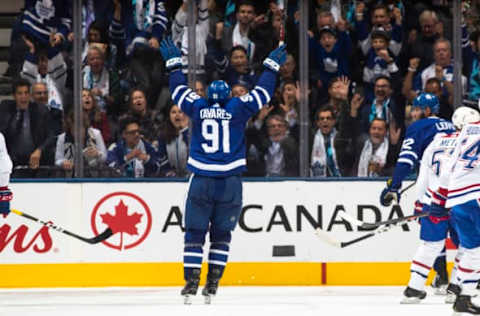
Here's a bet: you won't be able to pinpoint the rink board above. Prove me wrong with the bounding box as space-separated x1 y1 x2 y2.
0 180 453 287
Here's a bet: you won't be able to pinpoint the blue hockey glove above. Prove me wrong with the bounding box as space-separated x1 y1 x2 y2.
263 44 287 72
0 186 12 216
159 37 182 71
425 203 450 224
380 186 400 206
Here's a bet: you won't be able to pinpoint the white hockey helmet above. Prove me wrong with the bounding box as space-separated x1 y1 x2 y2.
452 106 480 130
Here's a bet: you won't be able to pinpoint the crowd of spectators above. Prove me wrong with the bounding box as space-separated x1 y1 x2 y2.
0 0 479 179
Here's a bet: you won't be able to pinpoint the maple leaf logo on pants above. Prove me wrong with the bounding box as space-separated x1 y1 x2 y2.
101 200 142 249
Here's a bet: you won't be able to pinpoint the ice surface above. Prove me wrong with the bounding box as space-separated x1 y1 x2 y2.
0 286 462 316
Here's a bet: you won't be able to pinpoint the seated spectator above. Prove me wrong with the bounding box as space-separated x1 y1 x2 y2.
0 79 55 177
82 89 112 145
195 80 207 97
264 114 298 177
310 106 342 177
32 82 63 136
157 104 189 178
55 111 107 177
119 88 162 144
424 77 453 120
346 118 401 177
272 79 299 141
278 54 297 88
232 83 249 97
106 117 162 178
20 37 67 113
82 46 126 117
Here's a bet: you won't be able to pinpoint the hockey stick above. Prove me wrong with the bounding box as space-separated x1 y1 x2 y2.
339 210 430 230
11 209 113 244
315 223 401 248
339 181 419 229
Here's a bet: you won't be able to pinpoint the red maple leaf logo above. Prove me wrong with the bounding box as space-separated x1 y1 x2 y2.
101 200 142 249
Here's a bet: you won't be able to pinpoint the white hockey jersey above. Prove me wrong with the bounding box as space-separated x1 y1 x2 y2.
435 122 480 207
0 133 13 187
416 132 458 205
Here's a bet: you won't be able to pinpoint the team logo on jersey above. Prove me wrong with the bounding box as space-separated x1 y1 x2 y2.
91 192 152 251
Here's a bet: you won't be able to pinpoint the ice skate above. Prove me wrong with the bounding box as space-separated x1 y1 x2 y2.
453 295 480 315
432 268 449 295
202 268 221 304
400 286 426 304
181 269 201 305
446 284 461 304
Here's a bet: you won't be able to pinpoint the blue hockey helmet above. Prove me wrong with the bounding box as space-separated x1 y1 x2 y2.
412 92 440 114
207 80 231 104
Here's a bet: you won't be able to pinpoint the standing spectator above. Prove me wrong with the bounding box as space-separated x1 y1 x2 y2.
112 0 167 107
360 76 404 133
55 111 107 177
401 10 441 72
355 3 403 58
221 0 257 61
272 79 300 141
20 37 67 113
157 103 189 178
82 46 126 117
309 26 350 96
0 79 55 177
82 89 112 145
213 45 257 90
21 0 71 47
172 0 210 81
403 38 466 104
362 28 400 99
106 117 161 178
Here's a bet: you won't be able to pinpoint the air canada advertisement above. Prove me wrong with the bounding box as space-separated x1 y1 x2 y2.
0 181 426 264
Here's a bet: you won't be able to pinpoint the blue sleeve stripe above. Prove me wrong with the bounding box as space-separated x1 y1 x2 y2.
254 85 270 104
177 88 192 110
397 158 414 167
172 84 187 100
250 90 263 111
399 150 418 160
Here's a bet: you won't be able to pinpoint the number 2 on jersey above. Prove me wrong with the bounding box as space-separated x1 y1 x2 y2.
201 119 230 153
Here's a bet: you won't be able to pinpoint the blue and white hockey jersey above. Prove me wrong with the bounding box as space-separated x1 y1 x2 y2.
168 69 277 177
391 117 455 188
22 0 71 44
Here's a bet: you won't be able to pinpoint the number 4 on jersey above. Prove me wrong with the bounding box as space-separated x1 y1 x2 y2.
460 140 480 169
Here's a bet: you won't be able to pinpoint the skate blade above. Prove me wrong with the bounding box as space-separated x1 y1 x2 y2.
203 294 215 304
445 293 457 304
435 285 448 295
400 297 423 304
183 295 193 305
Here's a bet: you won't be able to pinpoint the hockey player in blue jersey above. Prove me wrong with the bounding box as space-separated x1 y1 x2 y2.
380 92 456 300
159 37 286 304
